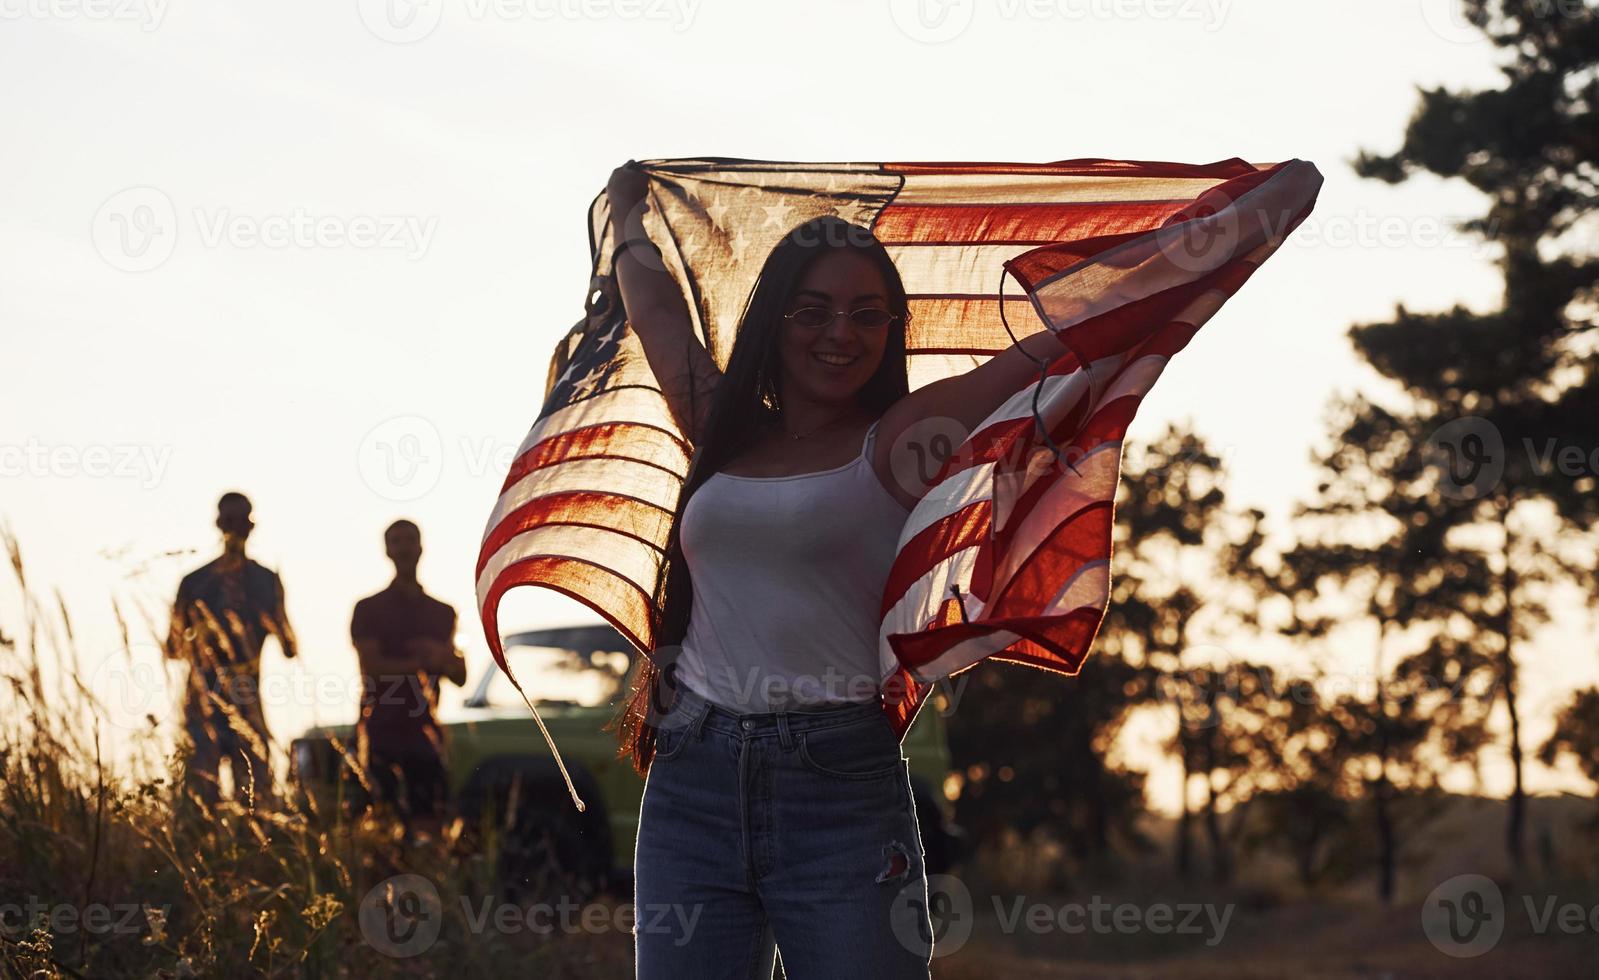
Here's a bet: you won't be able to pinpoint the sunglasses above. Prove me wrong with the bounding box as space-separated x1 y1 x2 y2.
783 306 901 330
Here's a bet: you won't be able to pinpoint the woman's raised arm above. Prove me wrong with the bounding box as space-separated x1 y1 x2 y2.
606 163 723 448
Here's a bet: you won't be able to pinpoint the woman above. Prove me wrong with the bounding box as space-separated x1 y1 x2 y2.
604 161 1069 979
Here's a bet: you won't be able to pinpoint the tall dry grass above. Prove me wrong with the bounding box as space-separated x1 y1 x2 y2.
0 528 630 978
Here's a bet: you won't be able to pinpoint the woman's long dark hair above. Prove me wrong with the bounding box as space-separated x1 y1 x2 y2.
608 215 912 775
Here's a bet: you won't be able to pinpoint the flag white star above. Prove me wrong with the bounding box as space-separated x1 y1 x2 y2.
761 201 795 230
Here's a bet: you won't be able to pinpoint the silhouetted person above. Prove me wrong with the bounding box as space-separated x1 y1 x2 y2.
164 491 297 809
350 519 466 837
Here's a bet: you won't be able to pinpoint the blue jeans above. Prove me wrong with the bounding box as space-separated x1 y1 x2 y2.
633 682 933 979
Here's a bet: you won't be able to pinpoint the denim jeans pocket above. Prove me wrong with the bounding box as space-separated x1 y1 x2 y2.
796 715 904 780
652 715 699 762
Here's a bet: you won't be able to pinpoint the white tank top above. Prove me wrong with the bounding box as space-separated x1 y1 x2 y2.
674 418 914 712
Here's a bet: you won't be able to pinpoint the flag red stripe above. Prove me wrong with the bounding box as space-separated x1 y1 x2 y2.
500 421 689 494
476 491 671 580
988 500 1115 616
883 158 1265 179
480 554 656 674
874 200 1190 247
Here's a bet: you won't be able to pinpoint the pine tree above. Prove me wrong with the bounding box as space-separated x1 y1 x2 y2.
1349 0 1598 868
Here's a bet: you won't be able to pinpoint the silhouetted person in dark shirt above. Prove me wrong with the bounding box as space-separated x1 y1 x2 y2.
350 519 465 837
164 491 297 809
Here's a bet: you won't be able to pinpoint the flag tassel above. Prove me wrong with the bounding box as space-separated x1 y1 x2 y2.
503 669 587 812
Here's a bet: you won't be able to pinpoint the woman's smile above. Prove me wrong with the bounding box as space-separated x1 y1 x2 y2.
812 350 859 368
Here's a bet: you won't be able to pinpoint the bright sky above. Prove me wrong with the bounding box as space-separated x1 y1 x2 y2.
3 0 1592 810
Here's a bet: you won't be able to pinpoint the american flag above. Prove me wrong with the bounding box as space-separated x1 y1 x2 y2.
476 156 1323 799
